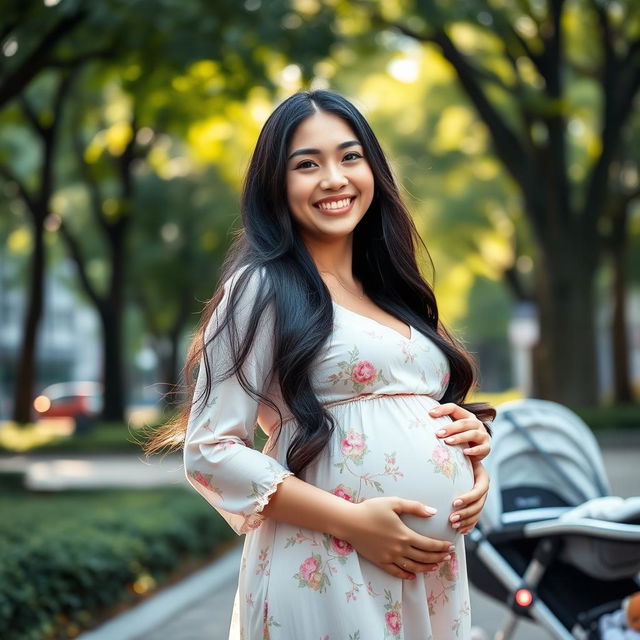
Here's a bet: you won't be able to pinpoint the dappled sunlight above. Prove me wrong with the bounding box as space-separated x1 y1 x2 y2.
432 105 476 153
0 419 74 452
127 406 161 428
434 263 473 325
470 388 523 407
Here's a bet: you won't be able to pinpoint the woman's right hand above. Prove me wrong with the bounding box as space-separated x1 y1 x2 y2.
342 497 454 580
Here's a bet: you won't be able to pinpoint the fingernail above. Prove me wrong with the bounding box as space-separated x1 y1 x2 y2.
453 499 463 507
452 522 460 529
450 514 460 522
423 505 437 515
443 554 451 561
448 545 456 552
445 437 455 444
429 408 438 414
436 429 446 436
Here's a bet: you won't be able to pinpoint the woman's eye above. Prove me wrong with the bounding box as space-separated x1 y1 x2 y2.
344 152 362 161
295 160 316 169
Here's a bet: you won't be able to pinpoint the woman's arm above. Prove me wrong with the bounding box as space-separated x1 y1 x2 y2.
260 475 455 580
183 267 295 535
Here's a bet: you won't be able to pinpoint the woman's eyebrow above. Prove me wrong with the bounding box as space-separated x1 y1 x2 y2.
287 140 362 161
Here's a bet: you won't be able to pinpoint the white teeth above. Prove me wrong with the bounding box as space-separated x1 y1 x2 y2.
317 198 352 210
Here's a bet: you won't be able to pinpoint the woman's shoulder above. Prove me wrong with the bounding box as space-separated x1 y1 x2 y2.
223 264 268 297
220 264 271 321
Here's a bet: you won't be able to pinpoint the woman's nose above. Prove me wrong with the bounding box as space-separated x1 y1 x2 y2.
320 163 348 189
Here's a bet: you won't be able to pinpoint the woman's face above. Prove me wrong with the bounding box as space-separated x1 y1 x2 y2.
285 111 374 245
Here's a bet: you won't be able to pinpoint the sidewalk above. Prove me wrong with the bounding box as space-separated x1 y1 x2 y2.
73 444 638 640
0 452 185 490
77 545 242 640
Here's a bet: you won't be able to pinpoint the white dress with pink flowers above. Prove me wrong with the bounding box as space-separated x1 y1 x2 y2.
183 267 474 640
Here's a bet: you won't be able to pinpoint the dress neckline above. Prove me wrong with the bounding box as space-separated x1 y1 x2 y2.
331 300 414 342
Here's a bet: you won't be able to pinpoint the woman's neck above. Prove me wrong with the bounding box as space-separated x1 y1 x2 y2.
304 234 355 281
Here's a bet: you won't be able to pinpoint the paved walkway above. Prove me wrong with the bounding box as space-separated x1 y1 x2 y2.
0 452 185 490
70 444 639 640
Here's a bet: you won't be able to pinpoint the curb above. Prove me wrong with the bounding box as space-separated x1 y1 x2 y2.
77 544 242 640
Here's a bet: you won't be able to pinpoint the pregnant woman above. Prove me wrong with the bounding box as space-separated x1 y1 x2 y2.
145 90 494 639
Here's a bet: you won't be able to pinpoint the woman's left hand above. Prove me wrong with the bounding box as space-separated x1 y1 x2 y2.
429 402 491 460
449 459 489 534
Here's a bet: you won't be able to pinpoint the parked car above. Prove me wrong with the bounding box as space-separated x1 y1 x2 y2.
33 381 103 419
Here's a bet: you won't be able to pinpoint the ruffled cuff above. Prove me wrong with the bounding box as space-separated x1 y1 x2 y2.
237 470 295 534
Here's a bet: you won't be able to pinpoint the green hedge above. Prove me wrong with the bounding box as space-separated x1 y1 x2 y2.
0 487 236 640
573 403 640 431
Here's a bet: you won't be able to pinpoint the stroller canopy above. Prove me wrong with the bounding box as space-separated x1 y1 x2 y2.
481 398 611 533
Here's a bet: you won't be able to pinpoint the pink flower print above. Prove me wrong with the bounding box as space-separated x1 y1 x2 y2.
449 552 459 579
308 572 323 591
432 444 450 466
187 471 224 498
331 536 354 556
441 551 459 582
294 552 330 593
340 429 366 459
331 484 354 502
328 345 389 392
427 591 437 615
441 371 450 389
300 556 319 582
351 360 377 384
385 610 402 636
429 444 458 480
383 591 402 637
192 471 210 488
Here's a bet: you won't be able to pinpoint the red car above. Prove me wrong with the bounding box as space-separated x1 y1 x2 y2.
33 382 103 419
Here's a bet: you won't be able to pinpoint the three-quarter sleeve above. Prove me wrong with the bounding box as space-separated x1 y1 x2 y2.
183 266 293 535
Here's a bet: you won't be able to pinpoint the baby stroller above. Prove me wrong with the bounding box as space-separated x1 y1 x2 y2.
466 398 640 639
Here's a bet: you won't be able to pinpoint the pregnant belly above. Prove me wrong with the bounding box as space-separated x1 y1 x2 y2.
299 394 475 542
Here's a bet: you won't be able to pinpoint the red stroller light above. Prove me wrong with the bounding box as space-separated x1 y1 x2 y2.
515 589 533 608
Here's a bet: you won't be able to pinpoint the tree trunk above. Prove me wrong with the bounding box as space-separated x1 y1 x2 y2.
12 214 44 423
100 305 125 421
610 205 633 403
159 289 192 411
100 216 128 421
157 338 178 412
533 244 600 407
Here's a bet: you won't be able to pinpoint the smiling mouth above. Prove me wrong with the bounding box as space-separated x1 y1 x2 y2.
314 196 356 211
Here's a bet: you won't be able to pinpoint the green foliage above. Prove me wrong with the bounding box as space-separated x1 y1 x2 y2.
0 471 26 491
574 404 640 432
0 487 235 640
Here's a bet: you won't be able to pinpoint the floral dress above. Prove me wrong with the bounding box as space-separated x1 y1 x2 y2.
183 266 474 640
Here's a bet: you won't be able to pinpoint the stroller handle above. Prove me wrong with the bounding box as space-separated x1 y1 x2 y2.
523 517 640 542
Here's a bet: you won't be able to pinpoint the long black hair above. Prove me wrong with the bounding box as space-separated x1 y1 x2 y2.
143 89 495 476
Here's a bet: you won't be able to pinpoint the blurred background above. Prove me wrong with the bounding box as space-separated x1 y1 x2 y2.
0 1 638 639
